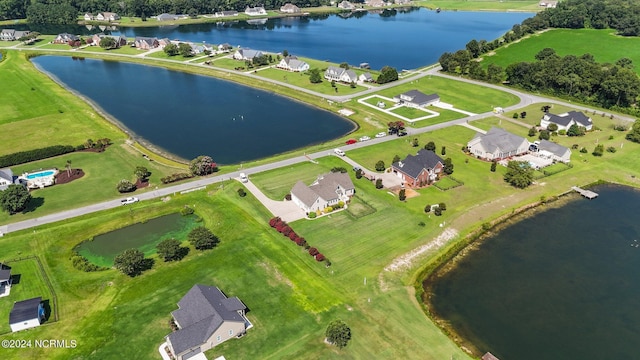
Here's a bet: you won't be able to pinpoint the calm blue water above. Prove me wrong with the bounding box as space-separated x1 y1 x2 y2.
428 185 640 360
26 170 55 179
19 9 532 69
32 56 355 164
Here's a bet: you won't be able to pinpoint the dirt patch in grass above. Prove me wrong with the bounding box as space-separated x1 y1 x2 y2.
388 186 420 199
55 169 85 185
135 179 150 189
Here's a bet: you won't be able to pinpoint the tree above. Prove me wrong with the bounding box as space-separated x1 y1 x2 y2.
392 154 401 164
434 206 442 216
443 158 454 175
504 161 534 188
398 189 406 201
411 138 419 147
539 130 550 140
99 36 117 49
188 226 219 250
547 123 558 132
512 112 519 119
441 146 446 156
425 141 436 151
178 43 193 57
567 124 585 137
134 166 150 181
375 179 383 189
309 68 322 84
486 64 503 83
189 156 217 176
490 160 497 172
156 239 187 262
465 39 481 58
424 204 431 213
116 179 136 193
339 62 349 69
325 320 351 349
114 249 147 277
520 111 527 119
282 49 289 57
0 184 31 214
626 120 640 143
592 144 604 157
528 127 537 137
377 66 398 84
375 160 386 172
355 169 363 179
164 43 178 56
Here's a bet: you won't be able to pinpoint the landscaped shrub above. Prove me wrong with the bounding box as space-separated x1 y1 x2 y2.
375 160 386 172
337 201 345 208
308 212 317 219
558 130 567 135
355 169 363 179
398 189 406 201
309 247 319 256
237 188 246 197
70 254 107 272
424 204 431 213
0 145 75 168
434 207 442 216
116 179 136 193
281 226 292 236
160 172 193 184
580 147 588 153
285 193 292 201
606 146 617 153
375 179 383 189
324 206 334 213
316 253 325 262
592 144 604 156
180 206 195 216
269 217 282 227
288 231 298 241
331 166 347 173
439 202 447 211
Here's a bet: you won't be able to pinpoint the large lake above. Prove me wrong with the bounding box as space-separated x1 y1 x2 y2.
32 56 355 164
24 9 532 69
426 185 640 359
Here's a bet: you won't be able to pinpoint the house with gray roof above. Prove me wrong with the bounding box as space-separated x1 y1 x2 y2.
324 66 357 83
291 172 355 213
541 111 593 131
0 168 16 191
467 127 530 161
245 6 267 16
0 265 11 291
337 1 355 9
536 139 571 163
277 55 309 72
92 33 127 48
53 33 79 44
10 297 45 332
214 10 239 17
166 285 250 360
134 36 159 50
233 48 264 61
280 3 302 13
0 29 30 41
359 72 373 82
96 12 120 21
394 90 440 108
156 13 179 21
392 149 444 188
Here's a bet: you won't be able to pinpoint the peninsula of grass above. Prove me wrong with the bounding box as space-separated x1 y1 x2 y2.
482 29 640 75
417 0 541 12
256 67 368 95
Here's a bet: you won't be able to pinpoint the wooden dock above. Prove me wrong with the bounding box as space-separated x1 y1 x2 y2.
571 186 599 199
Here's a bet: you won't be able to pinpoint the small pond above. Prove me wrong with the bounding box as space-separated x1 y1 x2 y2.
76 213 199 267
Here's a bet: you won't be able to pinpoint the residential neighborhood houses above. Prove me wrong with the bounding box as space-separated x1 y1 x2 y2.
91 33 128 48
394 90 440 108
541 110 593 131
391 149 444 188
324 66 357 83
84 12 120 21
245 6 267 16
134 36 160 50
233 48 264 61
291 172 355 214
277 55 310 72
467 127 530 161
0 29 30 41
165 285 251 360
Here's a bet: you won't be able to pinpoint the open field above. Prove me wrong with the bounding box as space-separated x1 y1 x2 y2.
80 45 143 55
417 0 541 11
482 29 640 75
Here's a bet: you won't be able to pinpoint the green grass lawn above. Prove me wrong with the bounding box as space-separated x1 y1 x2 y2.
256 67 367 95
410 108 466 127
416 0 541 11
482 29 640 75
81 45 142 55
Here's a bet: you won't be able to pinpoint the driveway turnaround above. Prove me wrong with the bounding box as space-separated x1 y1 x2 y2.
240 179 306 223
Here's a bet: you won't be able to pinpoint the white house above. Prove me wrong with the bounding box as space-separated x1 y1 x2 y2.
277 55 309 72
10 297 45 332
84 13 94 21
536 140 572 163
280 3 301 13
337 1 355 9
324 66 357 83
218 43 232 51
0 29 30 41
291 172 355 213
166 285 251 360
245 6 267 16
214 10 239 17
467 127 530 161
541 111 593 132
394 90 440 107
156 13 179 21
0 168 15 191
358 72 373 82
233 48 263 60
96 12 120 21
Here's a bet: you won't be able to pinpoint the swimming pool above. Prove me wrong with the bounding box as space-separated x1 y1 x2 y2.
26 170 56 179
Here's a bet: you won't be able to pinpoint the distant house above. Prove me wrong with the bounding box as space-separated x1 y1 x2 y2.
535 140 571 163
277 55 309 72
233 48 263 60
245 6 267 16
467 127 530 161
0 168 16 191
9 297 45 332
156 13 179 21
394 90 440 107
280 3 301 13
214 10 239 17
96 12 120 21
0 29 30 41
218 43 232 51
395 0 410 4
84 13 94 21
165 285 250 360
365 0 386 7
392 149 444 188
337 1 355 9
0 265 11 290
191 44 213 54
324 66 357 83
291 172 355 213
541 111 593 131
358 72 373 82
53 33 79 44
158 38 172 47
134 36 159 50
539 0 557 8
92 33 127 48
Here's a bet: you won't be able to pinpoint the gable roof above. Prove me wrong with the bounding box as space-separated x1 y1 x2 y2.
544 111 592 127
392 149 443 179
168 285 246 355
0 268 10 282
537 139 570 157
292 172 354 208
237 48 263 59
135 36 158 46
291 181 320 208
395 90 440 105
471 127 528 154
56 33 79 41
157 13 178 21
9 297 41 324
0 168 13 182
360 72 373 80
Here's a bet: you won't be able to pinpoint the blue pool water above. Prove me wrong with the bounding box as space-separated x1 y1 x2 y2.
26 170 55 179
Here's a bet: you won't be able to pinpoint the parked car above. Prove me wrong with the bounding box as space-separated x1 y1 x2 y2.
375 132 387 138
353 166 361 172
397 131 408 137
345 139 357 145
121 197 139 205
334 148 346 156
239 173 248 183
359 136 371 142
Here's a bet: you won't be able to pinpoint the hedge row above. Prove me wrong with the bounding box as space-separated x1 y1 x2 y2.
0 145 75 168
269 217 329 265
161 172 194 184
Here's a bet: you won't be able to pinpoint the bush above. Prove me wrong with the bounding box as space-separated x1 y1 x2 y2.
180 206 195 216
160 172 193 184
434 207 442 216
438 202 447 211
237 188 246 197
580 147 588 153
592 144 604 156
606 146 617 153
337 201 345 208
490 161 497 172
375 179 383 189
114 249 150 277
116 179 136 193
355 169 363 179
285 193 292 201
375 160 386 171
0 145 75 168
309 247 319 256
331 166 347 173
424 204 431 213
398 189 406 201
269 217 282 227
188 226 219 250
324 206 333 213
156 238 188 262
71 254 107 272
316 253 325 262
308 212 317 219
558 129 567 135
288 231 298 240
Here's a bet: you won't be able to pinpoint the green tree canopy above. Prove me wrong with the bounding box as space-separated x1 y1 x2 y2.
625 120 640 143
504 161 534 189
156 239 187 262
325 320 351 349
189 155 217 176
188 226 219 250
178 43 194 57
164 43 179 56
308 68 322 84
0 184 31 214
113 249 148 277
134 166 150 180
99 37 117 49
376 66 398 84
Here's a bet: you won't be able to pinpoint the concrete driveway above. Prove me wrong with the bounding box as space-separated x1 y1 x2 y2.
337 155 403 188
240 178 306 223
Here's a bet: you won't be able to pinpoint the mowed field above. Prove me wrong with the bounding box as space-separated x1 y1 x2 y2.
482 29 640 74
416 0 541 11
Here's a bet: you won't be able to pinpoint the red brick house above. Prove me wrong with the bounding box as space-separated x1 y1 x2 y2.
391 149 444 188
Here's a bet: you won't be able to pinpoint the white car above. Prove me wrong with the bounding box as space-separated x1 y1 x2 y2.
359 136 371 142
375 132 387 138
121 197 139 205
334 148 346 156
239 173 248 183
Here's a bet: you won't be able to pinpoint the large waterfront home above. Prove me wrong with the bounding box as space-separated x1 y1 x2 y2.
291 172 355 213
245 6 267 16
467 127 529 161
394 90 440 108
96 12 120 21
0 29 30 41
391 149 444 188
324 66 357 83
134 36 160 50
541 111 593 132
233 48 264 61
277 55 309 72
53 33 80 44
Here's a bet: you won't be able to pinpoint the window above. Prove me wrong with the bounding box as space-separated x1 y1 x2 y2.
216 335 221 342
229 329 234 336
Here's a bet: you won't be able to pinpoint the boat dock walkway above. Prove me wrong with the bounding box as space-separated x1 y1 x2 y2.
571 186 599 199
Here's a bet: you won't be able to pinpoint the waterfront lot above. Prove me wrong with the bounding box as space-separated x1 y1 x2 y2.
417 0 541 11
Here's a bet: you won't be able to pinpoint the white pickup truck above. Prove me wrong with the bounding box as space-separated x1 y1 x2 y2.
121 197 139 205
